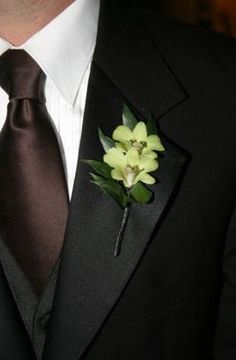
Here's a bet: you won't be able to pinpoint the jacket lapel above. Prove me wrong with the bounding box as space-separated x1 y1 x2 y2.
43 1 189 360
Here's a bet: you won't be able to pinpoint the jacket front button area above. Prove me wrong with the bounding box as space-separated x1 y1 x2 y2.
38 312 51 330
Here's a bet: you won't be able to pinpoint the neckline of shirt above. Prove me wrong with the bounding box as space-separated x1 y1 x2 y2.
0 0 100 106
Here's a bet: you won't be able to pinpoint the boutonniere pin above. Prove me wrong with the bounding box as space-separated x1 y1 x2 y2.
84 104 165 257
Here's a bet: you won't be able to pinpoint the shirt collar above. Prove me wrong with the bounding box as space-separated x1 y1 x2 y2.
0 0 100 106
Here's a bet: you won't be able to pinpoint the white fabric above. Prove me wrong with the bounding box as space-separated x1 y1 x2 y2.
0 0 100 199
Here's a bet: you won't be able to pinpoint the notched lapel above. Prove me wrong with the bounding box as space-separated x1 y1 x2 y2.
43 1 190 359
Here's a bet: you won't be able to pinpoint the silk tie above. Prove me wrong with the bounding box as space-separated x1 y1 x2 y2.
0 50 69 296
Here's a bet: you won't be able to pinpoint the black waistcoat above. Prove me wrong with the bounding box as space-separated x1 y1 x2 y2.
0 237 59 360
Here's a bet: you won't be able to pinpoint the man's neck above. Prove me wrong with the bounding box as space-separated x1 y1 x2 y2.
0 0 75 46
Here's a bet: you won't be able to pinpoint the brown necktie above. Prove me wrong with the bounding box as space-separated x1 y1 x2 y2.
0 50 69 296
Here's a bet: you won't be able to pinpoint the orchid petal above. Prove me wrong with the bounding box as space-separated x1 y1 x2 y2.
126 149 140 166
147 135 165 151
103 148 126 168
142 149 158 159
138 173 156 185
139 157 159 172
133 122 147 142
113 125 133 142
111 168 124 181
133 170 146 185
115 142 128 152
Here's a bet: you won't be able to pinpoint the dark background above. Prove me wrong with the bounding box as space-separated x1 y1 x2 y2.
133 0 236 36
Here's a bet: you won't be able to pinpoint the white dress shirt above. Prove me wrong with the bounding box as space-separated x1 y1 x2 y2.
0 0 100 199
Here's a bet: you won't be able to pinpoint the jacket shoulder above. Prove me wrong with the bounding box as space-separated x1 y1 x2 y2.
134 7 236 76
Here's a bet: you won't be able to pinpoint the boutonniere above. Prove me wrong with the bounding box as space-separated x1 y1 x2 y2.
84 104 165 257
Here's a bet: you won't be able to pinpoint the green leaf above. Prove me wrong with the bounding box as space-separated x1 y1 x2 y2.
122 104 138 130
98 128 116 152
146 114 158 136
82 160 112 179
129 182 153 204
90 173 129 209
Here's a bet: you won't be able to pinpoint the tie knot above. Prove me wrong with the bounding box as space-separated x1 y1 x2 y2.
0 49 45 102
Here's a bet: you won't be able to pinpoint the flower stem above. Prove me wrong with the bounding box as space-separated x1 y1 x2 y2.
114 206 130 257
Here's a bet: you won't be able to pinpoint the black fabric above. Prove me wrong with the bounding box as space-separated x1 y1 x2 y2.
0 236 59 360
0 0 235 359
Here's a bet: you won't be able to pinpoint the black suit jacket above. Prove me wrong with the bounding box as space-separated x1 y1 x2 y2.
0 0 235 359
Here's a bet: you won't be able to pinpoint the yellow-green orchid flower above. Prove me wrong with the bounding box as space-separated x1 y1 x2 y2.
103 147 158 188
112 121 165 158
